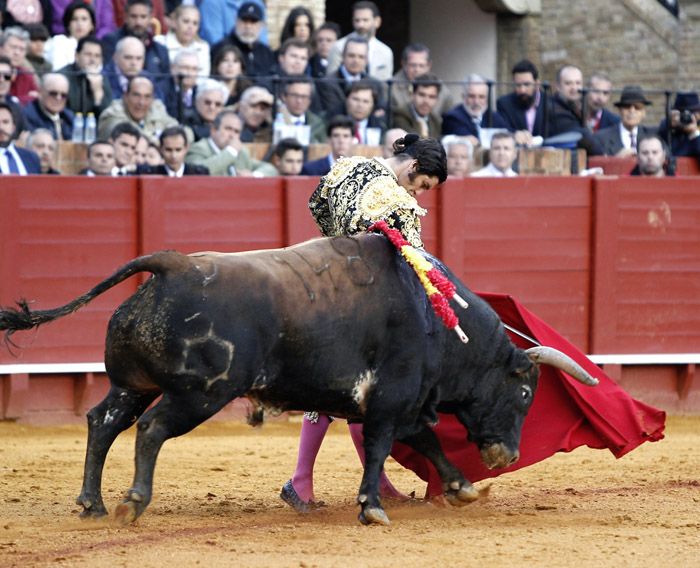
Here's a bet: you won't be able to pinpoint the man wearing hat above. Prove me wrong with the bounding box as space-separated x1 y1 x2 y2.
237 85 273 143
657 91 700 158
211 1 275 79
594 85 656 157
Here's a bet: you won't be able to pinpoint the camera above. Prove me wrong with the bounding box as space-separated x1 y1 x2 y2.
680 109 696 126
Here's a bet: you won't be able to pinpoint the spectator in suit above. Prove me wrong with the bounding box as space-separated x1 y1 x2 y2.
309 22 339 79
108 121 140 175
102 36 152 100
301 114 354 176
22 72 74 140
27 127 59 173
238 85 273 143
80 139 116 175
341 79 386 145
442 134 473 177
137 125 208 175
548 64 603 155
58 36 113 117
471 131 517 177
497 59 547 146
101 0 170 86
318 36 386 117
585 72 619 133
390 43 454 120
391 73 443 138
442 73 508 148
270 137 304 175
161 48 200 123
594 85 655 157
185 108 277 176
325 1 393 81
0 27 40 105
210 1 275 79
154 4 210 79
278 76 327 143
630 135 672 177
98 76 179 144
0 101 41 174
0 55 27 136
184 78 228 141
657 91 700 159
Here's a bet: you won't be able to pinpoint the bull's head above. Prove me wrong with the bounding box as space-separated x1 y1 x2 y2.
457 346 598 470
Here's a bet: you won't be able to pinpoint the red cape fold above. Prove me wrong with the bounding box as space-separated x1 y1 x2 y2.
389 292 667 497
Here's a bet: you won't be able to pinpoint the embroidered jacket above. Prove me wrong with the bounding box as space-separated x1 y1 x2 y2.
308 156 426 248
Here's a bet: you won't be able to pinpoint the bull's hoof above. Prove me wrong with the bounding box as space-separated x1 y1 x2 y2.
76 495 108 519
114 500 140 525
444 481 480 507
358 506 390 526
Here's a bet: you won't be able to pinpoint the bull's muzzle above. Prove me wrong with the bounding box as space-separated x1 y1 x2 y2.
480 443 520 470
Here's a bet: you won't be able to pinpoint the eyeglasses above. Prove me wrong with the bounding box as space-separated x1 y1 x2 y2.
0 73 12 81
47 90 68 99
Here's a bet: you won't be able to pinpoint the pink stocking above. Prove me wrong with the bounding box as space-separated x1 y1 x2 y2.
347 422 407 500
290 414 331 502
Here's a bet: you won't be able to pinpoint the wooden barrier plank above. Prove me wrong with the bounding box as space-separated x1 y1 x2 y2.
284 176 323 245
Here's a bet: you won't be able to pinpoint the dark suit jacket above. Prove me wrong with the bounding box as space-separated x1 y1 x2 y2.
657 118 700 158
497 92 547 136
317 70 388 117
441 104 509 137
212 34 275 78
594 124 657 156
101 27 171 83
391 105 442 138
135 163 210 176
592 108 620 132
102 61 165 101
22 100 74 140
547 95 604 155
301 154 332 176
59 63 114 117
12 146 42 174
162 78 197 123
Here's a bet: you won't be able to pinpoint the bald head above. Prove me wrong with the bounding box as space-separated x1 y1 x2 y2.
40 73 70 114
115 36 145 76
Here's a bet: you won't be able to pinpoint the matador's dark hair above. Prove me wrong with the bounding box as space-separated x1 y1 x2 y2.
393 134 448 184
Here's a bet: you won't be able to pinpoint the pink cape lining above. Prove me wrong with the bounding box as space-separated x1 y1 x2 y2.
389 292 667 497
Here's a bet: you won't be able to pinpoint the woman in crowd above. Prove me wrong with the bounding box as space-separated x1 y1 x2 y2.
212 44 252 107
279 6 315 48
154 4 210 79
281 134 449 512
44 0 95 70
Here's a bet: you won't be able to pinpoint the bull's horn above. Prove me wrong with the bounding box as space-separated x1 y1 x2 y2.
525 346 599 386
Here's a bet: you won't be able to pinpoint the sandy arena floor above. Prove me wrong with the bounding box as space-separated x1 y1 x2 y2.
0 415 697 567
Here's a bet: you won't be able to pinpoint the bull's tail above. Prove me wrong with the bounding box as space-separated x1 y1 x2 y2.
0 251 187 342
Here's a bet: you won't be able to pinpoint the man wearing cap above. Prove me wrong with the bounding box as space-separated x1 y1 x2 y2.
594 86 656 157
658 92 700 158
238 85 273 143
211 1 275 79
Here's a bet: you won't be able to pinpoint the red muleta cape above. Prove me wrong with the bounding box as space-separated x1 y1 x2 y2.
390 292 667 497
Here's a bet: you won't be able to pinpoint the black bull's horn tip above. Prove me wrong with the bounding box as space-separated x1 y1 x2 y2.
525 346 599 386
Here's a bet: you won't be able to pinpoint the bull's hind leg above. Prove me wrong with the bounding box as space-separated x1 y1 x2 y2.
77 386 159 518
398 426 479 505
114 391 232 524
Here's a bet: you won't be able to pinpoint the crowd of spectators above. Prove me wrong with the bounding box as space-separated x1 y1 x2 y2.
0 0 694 178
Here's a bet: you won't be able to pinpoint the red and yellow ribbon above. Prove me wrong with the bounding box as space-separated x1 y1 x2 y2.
368 221 469 343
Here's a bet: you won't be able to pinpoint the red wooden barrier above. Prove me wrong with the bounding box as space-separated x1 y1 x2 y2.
589 156 700 176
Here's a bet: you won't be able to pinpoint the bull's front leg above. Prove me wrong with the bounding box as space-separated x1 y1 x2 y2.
356 422 395 526
398 426 480 506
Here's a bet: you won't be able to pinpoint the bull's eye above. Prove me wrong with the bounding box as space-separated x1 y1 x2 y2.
521 385 532 402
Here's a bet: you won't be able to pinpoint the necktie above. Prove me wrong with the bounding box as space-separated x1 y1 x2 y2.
354 122 362 144
5 149 19 174
418 118 429 138
630 131 637 150
295 119 304 126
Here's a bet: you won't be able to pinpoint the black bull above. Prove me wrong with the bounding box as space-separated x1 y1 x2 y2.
0 234 597 525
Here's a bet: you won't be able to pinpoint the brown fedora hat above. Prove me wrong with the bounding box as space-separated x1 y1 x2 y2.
614 85 652 107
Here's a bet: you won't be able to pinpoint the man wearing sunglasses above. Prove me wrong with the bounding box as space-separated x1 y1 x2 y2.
0 55 27 137
22 73 75 140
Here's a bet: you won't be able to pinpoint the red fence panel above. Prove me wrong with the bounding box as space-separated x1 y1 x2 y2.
591 177 700 353
438 176 593 349
139 177 286 253
284 176 323 245
0 177 139 363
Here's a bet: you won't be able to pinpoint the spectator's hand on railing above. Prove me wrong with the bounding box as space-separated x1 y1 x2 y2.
514 130 534 147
